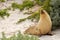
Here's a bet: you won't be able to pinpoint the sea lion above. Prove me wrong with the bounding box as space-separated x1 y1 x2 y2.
24 9 52 36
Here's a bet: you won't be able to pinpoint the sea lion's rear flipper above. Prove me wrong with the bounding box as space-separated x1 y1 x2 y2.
24 26 41 36
47 31 53 36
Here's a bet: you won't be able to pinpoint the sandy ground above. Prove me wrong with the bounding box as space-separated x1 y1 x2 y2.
40 29 60 40
0 0 60 40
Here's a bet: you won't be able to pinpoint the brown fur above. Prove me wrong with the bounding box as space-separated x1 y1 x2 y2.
24 10 52 36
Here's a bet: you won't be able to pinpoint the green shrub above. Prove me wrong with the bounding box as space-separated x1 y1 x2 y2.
50 0 60 30
1 32 39 40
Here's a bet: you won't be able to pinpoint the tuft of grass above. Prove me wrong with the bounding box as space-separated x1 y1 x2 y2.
16 18 27 24
0 0 5 2
35 0 42 5
12 2 26 11
42 0 51 12
0 9 10 19
23 0 34 9
1 31 39 40
16 11 40 24
12 0 34 11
